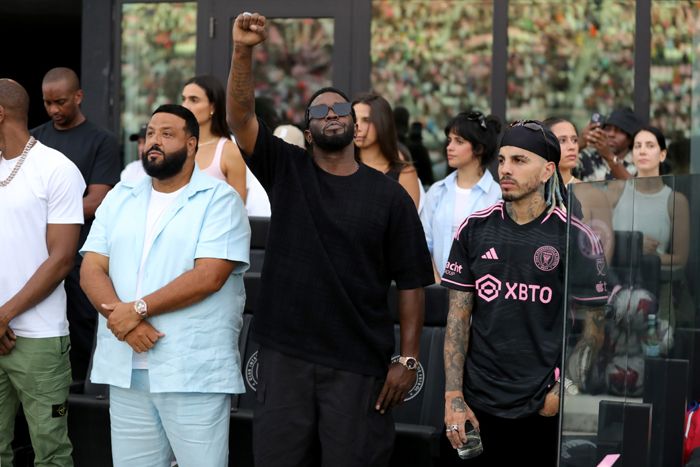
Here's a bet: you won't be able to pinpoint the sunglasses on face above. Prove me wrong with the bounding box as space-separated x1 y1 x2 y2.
509 120 551 161
466 111 487 130
307 102 353 120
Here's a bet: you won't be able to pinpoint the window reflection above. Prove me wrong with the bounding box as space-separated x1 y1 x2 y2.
252 18 334 127
120 2 197 166
507 1 635 130
650 1 700 175
370 1 493 148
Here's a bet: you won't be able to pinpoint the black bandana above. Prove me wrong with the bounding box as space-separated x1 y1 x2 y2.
500 122 561 164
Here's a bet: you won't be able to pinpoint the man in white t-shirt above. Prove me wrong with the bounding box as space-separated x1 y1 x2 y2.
80 105 250 467
0 79 85 467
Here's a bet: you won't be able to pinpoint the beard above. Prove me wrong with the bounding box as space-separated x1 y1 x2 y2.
500 176 542 202
310 122 354 152
141 144 188 180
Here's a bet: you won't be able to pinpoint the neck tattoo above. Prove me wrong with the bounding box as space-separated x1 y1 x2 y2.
0 136 37 187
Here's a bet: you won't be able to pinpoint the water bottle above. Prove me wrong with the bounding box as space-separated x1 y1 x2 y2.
456 421 484 459
645 313 660 357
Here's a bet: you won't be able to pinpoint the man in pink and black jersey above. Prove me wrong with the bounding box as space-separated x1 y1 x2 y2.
441 121 609 466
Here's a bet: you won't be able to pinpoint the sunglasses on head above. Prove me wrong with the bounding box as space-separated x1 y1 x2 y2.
466 111 487 130
307 102 353 120
509 120 550 161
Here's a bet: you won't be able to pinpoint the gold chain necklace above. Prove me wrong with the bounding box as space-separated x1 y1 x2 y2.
0 136 37 187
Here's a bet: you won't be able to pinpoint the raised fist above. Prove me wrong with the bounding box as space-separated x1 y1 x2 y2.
233 12 268 47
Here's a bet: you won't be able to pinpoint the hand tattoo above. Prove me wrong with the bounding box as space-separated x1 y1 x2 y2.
451 396 467 413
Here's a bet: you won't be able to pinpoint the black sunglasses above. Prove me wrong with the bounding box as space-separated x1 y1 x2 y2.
307 102 353 120
466 111 487 130
509 120 550 161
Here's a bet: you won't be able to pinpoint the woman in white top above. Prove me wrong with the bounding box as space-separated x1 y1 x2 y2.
607 126 689 267
420 111 502 283
545 117 614 261
182 75 247 201
607 126 689 330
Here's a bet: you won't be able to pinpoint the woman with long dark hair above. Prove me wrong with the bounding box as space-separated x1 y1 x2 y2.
608 126 689 268
182 75 247 201
544 117 614 261
353 93 421 208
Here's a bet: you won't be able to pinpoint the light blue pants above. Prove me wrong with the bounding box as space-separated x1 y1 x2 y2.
109 369 230 467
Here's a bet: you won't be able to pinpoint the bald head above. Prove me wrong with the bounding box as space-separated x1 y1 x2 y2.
42 67 80 92
0 79 30 123
42 67 84 129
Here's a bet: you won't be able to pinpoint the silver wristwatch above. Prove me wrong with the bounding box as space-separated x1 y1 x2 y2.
133 299 148 319
397 356 418 370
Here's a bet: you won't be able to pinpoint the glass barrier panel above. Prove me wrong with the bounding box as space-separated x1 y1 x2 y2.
120 2 197 167
562 174 698 466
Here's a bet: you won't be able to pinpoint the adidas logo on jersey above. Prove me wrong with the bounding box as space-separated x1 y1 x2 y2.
481 247 499 260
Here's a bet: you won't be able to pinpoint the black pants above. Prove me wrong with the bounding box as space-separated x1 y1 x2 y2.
64 266 97 382
252 347 395 467
459 405 560 467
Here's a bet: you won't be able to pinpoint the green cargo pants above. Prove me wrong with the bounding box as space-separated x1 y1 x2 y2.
0 335 73 467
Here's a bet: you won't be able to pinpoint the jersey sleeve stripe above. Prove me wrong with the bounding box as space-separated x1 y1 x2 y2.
454 201 504 239
441 277 475 288
550 207 604 256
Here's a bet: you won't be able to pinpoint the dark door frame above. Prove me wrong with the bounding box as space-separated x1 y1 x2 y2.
202 0 370 99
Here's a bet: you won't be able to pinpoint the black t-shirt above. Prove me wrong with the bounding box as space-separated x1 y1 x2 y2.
245 120 434 377
32 120 121 262
441 201 608 418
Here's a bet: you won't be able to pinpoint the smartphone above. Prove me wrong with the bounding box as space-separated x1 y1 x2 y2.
590 113 603 126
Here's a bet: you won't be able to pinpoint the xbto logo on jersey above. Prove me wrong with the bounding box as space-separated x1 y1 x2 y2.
475 274 501 302
476 274 554 304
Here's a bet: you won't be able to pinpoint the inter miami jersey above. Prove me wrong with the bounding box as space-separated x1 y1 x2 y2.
441 201 608 418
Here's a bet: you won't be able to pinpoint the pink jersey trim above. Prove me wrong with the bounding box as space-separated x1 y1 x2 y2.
454 202 504 239
549 207 604 256
571 295 609 302
441 277 475 289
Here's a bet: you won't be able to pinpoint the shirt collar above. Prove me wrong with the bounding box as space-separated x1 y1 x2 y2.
126 165 216 198
475 169 495 193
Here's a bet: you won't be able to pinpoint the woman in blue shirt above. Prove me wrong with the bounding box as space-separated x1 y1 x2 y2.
421 111 502 282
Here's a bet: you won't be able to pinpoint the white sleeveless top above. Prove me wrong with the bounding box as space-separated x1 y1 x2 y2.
200 137 227 182
612 180 672 255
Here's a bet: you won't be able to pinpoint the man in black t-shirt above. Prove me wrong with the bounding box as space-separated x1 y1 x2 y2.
31 67 120 381
227 13 433 467
442 121 608 466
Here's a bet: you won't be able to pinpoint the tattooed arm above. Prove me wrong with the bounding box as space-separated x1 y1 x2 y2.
444 289 479 449
226 12 267 155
